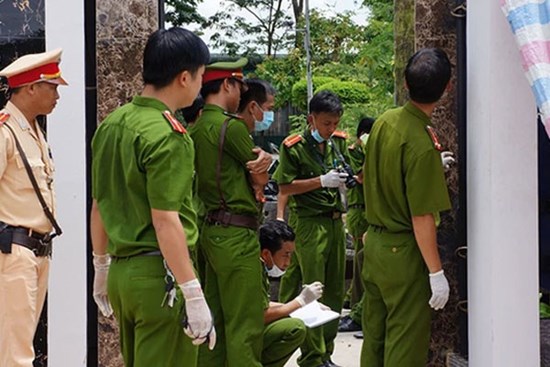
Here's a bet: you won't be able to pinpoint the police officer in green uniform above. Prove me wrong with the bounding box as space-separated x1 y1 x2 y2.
338 117 375 336
191 60 273 367
361 48 452 367
259 220 326 367
274 90 350 367
90 28 215 367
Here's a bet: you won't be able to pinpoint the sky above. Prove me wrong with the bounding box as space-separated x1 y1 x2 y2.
193 0 369 52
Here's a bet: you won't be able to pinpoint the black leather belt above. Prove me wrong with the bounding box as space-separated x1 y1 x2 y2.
9 227 52 257
320 211 342 220
206 210 259 230
111 250 162 261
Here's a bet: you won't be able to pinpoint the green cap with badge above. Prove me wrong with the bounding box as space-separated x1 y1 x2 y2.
202 57 248 85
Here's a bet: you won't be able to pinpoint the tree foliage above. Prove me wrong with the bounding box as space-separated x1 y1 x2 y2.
165 0 205 26
255 48 305 109
166 0 395 135
202 0 295 56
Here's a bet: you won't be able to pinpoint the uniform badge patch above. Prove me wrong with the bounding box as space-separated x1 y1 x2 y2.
425 125 443 151
283 134 303 148
0 111 10 126
163 111 187 134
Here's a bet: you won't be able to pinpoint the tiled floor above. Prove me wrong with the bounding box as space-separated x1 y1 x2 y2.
286 331 362 367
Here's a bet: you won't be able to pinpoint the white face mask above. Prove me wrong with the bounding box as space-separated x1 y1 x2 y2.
266 253 286 278
359 133 369 145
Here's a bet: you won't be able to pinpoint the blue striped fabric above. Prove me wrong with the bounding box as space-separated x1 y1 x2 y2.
503 0 550 137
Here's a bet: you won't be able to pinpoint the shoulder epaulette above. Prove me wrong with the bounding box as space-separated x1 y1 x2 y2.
163 111 187 134
425 125 443 151
332 130 348 139
283 134 303 148
0 111 10 126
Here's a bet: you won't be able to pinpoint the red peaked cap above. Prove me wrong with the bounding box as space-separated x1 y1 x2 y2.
202 57 248 85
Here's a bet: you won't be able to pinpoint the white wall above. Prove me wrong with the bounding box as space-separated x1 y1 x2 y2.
45 0 88 365
467 1 539 366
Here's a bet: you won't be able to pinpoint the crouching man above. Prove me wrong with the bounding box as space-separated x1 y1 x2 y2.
259 220 325 367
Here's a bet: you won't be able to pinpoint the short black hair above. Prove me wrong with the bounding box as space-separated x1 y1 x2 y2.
179 95 204 124
259 220 296 253
237 78 275 112
142 27 210 88
200 77 242 99
309 90 343 116
405 48 451 104
357 117 375 138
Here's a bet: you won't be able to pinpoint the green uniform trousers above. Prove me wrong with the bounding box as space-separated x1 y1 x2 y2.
108 255 197 367
197 224 264 367
278 213 302 303
294 216 346 367
346 207 369 307
349 242 365 325
262 318 307 367
360 227 431 367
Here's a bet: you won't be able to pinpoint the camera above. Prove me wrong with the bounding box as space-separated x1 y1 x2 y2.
337 163 358 189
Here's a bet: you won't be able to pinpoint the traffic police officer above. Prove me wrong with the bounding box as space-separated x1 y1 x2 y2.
90 28 215 367
191 59 272 367
361 48 452 367
0 48 67 367
273 90 349 367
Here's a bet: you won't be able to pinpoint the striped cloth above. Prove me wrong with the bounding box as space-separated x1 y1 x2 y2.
501 0 550 137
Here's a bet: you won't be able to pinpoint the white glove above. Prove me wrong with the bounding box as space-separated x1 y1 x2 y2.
320 169 348 188
440 151 455 171
295 281 324 307
180 279 216 350
428 270 450 310
92 252 113 317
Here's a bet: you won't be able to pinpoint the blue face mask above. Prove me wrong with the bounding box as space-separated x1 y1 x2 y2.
254 109 274 132
311 129 325 143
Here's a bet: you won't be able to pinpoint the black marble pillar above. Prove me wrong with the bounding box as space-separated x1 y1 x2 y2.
415 0 465 366
0 2 47 366
0 0 45 108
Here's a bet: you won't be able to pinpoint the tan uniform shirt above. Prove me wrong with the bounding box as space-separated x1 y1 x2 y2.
0 101 56 234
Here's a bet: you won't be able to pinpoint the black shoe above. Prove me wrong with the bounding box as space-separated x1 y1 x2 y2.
338 315 361 332
353 331 363 339
324 360 343 367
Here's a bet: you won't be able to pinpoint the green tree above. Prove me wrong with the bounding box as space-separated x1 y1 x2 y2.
165 0 205 26
255 48 305 108
203 0 295 56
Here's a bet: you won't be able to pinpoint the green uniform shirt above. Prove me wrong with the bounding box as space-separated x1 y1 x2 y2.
346 143 365 207
363 102 451 232
92 96 198 257
190 104 259 215
273 129 348 217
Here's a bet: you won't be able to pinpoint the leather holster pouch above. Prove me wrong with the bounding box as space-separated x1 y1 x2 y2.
0 228 13 254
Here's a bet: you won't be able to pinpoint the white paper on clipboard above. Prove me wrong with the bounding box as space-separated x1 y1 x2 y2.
289 301 340 328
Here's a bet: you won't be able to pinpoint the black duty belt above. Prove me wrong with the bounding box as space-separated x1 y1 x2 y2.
320 211 342 220
9 227 52 257
206 210 259 230
111 250 162 261
348 204 365 210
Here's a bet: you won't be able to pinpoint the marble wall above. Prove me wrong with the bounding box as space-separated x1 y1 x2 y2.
415 0 465 366
0 0 45 107
0 1 47 365
96 1 159 366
